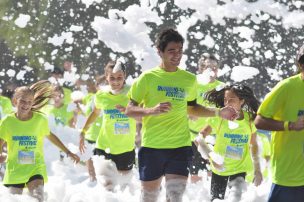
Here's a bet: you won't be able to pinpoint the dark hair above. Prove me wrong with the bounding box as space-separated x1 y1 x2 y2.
52 66 64 75
296 44 304 70
204 84 260 120
299 55 304 65
13 80 54 111
156 28 184 52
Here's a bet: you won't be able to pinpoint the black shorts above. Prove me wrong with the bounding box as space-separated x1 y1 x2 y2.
94 148 135 171
189 142 209 175
86 139 96 144
211 172 246 201
4 174 44 189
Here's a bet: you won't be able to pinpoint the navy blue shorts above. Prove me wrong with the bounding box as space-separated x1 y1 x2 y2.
138 146 193 181
268 183 304 202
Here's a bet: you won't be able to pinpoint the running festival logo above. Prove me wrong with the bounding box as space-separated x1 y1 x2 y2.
157 85 185 101
12 135 37 147
104 109 128 119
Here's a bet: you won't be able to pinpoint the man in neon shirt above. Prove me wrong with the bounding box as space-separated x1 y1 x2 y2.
125 28 237 202
254 44 304 202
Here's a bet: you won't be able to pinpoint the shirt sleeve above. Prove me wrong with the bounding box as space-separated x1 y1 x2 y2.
187 76 198 101
257 80 287 120
0 119 8 141
128 74 147 104
94 91 103 110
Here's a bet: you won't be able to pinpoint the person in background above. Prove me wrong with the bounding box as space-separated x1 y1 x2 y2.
188 53 224 183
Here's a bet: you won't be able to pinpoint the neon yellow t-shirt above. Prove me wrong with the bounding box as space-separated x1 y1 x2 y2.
49 103 74 126
129 66 197 148
0 96 13 120
83 93 103 142
95 86 136 154
63 87 72 104
257 74 304 186
209 111 256 176
189 80 224 139
0 112 50 184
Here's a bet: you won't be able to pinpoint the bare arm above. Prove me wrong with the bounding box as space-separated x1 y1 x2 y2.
188 103 238 120
254 115 304 131
250 132 262 186
47 132 80 163
80 106 101 135
125 99 171 118
0 139 6 163
79 106 101 153
187 104 218 117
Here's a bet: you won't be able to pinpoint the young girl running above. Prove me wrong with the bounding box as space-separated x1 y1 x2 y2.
80 76 107 182
79 60 136 189
0 80 80 202
196 84 263 201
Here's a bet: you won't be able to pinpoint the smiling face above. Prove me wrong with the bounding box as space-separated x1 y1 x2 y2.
158 41 183 69
53 90 64 108
224 89 244 111
105 69 125 91
14 93 34 116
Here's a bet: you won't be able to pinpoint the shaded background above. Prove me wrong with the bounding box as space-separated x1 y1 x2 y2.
0 0 303 98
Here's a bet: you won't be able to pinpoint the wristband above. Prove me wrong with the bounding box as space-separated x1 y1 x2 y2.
283 121 289 131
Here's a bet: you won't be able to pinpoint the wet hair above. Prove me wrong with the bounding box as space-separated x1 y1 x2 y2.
156 28 184 52
104 60 126 76
204 84 260 120
13 80 54 111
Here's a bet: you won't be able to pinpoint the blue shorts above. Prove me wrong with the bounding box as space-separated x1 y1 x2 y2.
138 146 193 181
268 183 304 202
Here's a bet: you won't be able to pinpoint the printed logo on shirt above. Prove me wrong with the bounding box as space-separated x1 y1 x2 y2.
114 122 130 135
225 145 243 160
223 133 249 144
157 85 185 100
12 136 37 147
18 151 35 164
297 110 304 117
104 109 128 119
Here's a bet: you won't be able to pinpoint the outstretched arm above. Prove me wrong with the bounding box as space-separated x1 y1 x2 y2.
187 102 238 120
79 107 101 153
47 132 80 163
